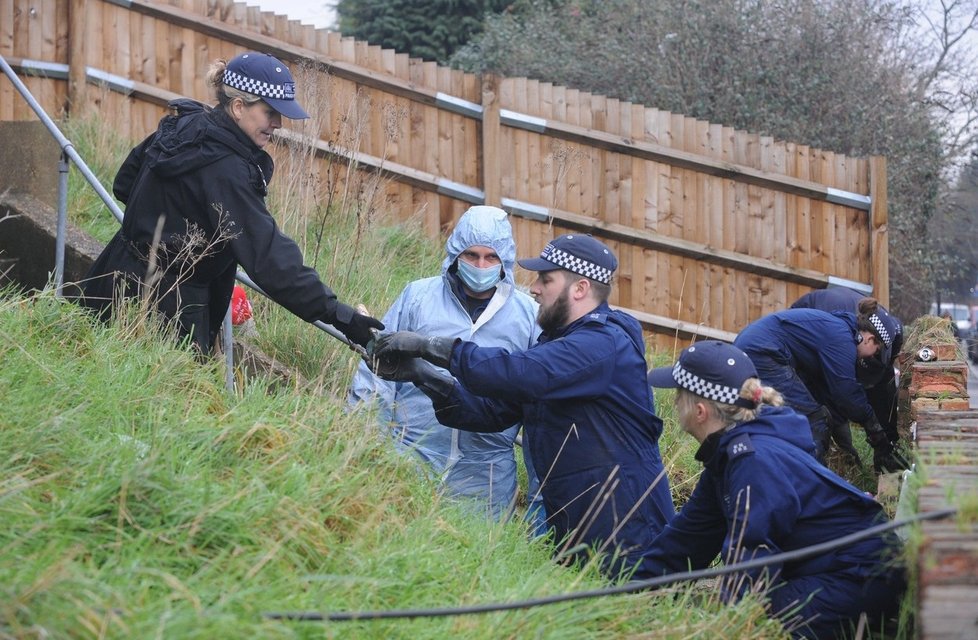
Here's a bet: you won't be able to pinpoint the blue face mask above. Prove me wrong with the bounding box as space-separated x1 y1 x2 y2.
456 258 502 293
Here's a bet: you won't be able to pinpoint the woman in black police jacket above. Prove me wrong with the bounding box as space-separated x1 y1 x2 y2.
80 52 382 353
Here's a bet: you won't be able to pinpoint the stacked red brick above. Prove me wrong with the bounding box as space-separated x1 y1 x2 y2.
904 335 978 639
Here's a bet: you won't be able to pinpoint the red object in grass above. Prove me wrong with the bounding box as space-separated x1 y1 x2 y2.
231 285 253 325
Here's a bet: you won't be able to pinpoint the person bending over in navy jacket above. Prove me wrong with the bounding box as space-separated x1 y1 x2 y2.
635 340 905 639
792 287 903 456
80 51 382 354
734 298 909 473
367 234 675 579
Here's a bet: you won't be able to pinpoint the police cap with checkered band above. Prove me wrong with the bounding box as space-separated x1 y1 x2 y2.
517 234 617 284
223 52 309 120
649 340 760 409
867 304 900 365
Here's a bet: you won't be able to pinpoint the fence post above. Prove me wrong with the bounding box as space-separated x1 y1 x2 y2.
870 155 889 306
481 73 501 207
67 0 88 115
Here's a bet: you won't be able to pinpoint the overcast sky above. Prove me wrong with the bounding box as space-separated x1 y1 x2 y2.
245 0 337 29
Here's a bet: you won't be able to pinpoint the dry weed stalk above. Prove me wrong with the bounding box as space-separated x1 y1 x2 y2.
548 139 588 218
270 64 333 242
269 65 402 285
113 205 238 347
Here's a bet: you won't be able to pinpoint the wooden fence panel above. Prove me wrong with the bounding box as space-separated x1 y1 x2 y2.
0 0 886 344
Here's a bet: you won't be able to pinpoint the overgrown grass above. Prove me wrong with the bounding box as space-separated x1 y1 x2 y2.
64 99 132 245
0 290 799 639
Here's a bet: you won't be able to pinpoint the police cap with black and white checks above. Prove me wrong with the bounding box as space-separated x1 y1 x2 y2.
223 52 309 120
517 234 617 284
866 304 901 364
649 340 760 408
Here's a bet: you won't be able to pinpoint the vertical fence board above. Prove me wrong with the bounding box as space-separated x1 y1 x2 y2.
525 79 542 212
563 88 581 218
641 108 660 322
0 0 14 119
421 60 439 234
705 122 723 332
770 140 788 311
17 0 38 117
459 69 477 197
65 0 88 115
435 63 451 187
589 94 606 220
870 156 889 304
626 103 645 314
654 110 673 316
677 114 694 322
578 92 594 220
604 98 621 228
538 82 554 210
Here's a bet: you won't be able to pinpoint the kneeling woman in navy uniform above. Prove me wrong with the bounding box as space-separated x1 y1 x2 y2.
635 341 905 639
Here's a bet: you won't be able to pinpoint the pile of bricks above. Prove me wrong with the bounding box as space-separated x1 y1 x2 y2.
902 335 978 639
902 343 971 417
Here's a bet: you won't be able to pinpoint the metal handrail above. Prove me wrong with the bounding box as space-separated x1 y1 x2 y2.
0 53 356 392
0 54 126 296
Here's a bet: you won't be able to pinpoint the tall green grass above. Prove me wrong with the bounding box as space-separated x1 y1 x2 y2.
0 291 798 639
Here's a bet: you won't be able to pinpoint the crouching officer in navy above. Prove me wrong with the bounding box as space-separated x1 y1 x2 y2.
733 299 909 473
791 287 904 454
366 234 675 579
634 341 905 639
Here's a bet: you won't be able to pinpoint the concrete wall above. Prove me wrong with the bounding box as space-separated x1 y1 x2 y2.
0 121 60 209
0 190 102 297
0 121 103 295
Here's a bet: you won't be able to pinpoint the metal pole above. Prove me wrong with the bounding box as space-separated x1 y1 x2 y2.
55 150 69 296
222 310 234 394
234 270 360 351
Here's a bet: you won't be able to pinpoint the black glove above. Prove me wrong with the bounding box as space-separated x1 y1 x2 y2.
364 353 454 400
863 417 911 473
330 303 384 349
873 447 911 474
373 331 458 369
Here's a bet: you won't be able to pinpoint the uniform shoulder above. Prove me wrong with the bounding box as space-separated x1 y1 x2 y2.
725 432 755 461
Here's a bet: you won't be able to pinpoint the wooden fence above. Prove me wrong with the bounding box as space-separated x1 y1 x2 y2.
0 0 888 347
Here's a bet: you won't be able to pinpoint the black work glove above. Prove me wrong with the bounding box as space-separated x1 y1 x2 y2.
373 331 458 369
363 353 455 400
864 417 911 473
330 303 384 349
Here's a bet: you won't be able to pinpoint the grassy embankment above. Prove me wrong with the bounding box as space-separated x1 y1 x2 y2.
0 83 914 638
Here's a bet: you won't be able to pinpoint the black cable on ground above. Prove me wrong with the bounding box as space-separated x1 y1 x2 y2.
263 506 958 622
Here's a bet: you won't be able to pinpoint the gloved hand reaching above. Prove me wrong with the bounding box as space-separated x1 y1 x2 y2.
873 446 911 474
330 302 385 348
863 417 911 473
363 351 455 400
372 331 458 369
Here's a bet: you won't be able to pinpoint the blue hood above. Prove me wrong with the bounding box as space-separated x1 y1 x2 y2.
441 206 517 285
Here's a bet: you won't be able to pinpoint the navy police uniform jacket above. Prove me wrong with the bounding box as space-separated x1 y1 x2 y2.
432 302 675 576
734 309 875 425
81 99 341 352
632 406 903 638
792 287 866 314
634 406 893 580
791 287 901 438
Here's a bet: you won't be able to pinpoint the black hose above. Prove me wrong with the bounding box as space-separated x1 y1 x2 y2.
263 506 957 622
